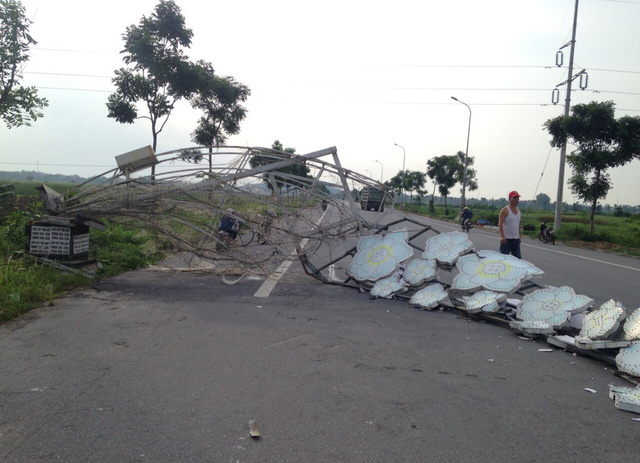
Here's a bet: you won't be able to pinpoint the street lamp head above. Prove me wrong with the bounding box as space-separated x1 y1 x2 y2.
451 96 458 101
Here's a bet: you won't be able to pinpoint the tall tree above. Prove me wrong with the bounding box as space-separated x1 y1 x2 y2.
427 155 458 215
190 61 250 172
454 150 478 195
386 170 426 204
536 193 551 210
384 170 405 200
106 0 212 178
544 100 640 234
0 0 48 128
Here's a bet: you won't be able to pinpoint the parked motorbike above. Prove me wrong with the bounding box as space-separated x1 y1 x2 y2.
538 223 555 245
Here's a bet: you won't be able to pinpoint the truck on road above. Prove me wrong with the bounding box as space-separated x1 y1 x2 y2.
360 187 386 212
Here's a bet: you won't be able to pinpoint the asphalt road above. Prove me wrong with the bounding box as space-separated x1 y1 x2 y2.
1 208 639 462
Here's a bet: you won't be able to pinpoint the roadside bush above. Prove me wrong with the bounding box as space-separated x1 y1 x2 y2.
89 221 157 277
557 225 612 243
475 212 499 226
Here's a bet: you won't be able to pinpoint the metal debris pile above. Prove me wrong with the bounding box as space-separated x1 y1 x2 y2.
315 225 640 415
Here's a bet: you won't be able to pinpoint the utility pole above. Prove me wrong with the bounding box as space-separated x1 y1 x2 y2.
554 0 580 232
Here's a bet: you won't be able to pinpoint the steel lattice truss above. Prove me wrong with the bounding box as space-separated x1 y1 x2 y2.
49 145 391 276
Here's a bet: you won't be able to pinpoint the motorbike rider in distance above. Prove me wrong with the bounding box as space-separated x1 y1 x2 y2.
540 222 554 242
461 206 473 230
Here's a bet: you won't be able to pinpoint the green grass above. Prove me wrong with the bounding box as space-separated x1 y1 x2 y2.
0 179 76 197
0 208 161 322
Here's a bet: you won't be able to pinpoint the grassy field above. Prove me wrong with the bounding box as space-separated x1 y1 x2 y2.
0 179 73 197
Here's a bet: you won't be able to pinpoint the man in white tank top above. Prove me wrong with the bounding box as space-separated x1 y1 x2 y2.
498 190 522 258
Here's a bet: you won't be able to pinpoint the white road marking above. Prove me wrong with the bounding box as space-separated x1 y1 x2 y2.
520 241 640 272
253 207 328 298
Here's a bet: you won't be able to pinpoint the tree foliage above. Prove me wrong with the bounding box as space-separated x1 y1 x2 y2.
0 0 48 128
248 140 312 192
384 171 404 197
384 170 426 203
544 100 640 233
190 63 250 148
454 150 478 194
426 152 477 215
536 193 551 210
190 61 250 170
106 0 216 170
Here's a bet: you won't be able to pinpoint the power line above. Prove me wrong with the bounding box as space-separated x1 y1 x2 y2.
25 71 112 78
34 47 117 55
599 0 640 4
37 86 112 93
5 162 108 169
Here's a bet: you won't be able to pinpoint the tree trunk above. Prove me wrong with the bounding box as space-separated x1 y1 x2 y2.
590 200 597 235
430 183 437 212
151 129 158 182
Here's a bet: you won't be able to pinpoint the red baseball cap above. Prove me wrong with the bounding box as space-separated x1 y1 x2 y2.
508 190 521 198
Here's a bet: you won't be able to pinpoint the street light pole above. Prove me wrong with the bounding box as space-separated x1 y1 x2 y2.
451 96 471 209
365 169 372 179
393 143 406 205
375 160 383 182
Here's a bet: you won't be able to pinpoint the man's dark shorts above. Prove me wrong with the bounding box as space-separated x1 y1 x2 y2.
500 238 521 259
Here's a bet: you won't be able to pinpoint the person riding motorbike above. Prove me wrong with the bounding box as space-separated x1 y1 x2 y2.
219 208 239 240
539 222 553 242
461 206 473 230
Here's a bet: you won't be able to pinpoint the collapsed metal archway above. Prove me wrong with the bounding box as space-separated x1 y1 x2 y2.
43 145 392 277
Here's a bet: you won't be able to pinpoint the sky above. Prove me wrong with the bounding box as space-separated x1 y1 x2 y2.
2 0 640 205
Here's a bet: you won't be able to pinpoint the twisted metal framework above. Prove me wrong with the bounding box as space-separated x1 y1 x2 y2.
57 145 391 276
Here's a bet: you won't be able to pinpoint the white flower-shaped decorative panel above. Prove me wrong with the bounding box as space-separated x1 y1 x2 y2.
516 286 593 332
403 258 438 286
421 231 473 266
451 252 542 294
370 273 407 299
616 342 640 377
465 290 507 314
347 229 414 282
576 299 626 341
610 384 640 413
510 320 556 335
624 308 640 341
409 283 448 310
477 250 544 280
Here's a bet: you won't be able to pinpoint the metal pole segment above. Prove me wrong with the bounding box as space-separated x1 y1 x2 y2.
331 150 364 231
554 0 580 232
451 96 471 209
